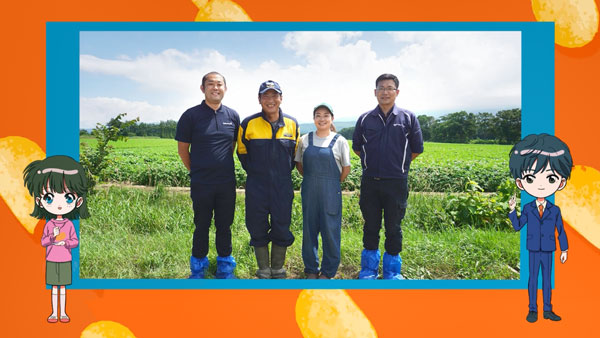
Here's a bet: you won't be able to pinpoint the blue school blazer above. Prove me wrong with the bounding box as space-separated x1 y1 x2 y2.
509 200 568 252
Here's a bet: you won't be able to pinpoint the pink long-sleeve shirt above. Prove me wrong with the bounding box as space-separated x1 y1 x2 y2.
40 219 79 262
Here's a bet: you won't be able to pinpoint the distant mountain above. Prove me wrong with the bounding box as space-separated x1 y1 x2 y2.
299 121 355 135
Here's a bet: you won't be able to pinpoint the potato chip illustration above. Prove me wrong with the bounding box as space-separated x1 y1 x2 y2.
81 320 136 338
531 0 599 47
0 136 45 234
296 289 377 338
556 165 600 250
55 232 66 241
192 0 252 21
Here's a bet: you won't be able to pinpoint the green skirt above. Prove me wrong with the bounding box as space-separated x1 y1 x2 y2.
46 261 72 286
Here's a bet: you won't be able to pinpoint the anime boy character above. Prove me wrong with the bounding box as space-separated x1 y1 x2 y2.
23 155 90 323
508 133 571 323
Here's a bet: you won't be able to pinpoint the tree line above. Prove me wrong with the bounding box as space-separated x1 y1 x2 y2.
81 108 520 145
338 108 521 144
81 117 177 139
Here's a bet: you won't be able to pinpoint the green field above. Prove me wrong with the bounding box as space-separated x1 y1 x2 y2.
80 186 519 280
78 136 520 280
80 136 511 192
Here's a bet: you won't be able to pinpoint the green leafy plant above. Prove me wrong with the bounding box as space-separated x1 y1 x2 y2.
80 113 139 192
444 179 517 230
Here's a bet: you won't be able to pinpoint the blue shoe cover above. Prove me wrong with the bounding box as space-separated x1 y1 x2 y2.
189 256 209 279
358 249 380 280
216 255 237 279
382 252 403 280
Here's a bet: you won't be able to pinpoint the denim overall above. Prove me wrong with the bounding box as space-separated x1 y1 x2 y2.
301 132 342 278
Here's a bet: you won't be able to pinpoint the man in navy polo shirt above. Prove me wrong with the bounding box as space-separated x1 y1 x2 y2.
352 73 424 280
175 71 240 279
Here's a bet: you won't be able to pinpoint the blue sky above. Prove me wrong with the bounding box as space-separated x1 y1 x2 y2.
80 31 521 127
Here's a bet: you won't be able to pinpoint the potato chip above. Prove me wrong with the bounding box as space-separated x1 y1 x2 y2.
55 232 66 241
193 0 252 21
296 289 377 338
0 136 45 234
556 165 600 250
81 320 136 338
532 0 599 47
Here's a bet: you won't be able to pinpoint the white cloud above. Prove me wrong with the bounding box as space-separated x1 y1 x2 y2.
80 97 183 129
80 31 521 126
384 31 522 114
282 32 364 60
80 49 241 94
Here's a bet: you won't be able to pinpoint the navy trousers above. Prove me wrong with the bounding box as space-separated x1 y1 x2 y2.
190 181 236 258
359 176 408 255
528 250 553 312
245 175 295 248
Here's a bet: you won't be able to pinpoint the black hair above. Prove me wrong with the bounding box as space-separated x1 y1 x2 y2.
375 73 399 89
201 71 226 88
509 133 573 179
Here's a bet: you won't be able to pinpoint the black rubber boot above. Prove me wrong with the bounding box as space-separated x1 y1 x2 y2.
270 244 287 279
254 246 271 279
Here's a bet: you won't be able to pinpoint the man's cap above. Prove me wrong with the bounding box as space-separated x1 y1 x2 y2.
313 102 334 115
259 80 282 95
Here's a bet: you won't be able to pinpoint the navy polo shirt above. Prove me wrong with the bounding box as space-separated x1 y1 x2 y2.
352 104 424 179
175 100 240 184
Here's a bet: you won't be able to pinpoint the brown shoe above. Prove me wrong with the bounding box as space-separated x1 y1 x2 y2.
305 273 319 279
318 273 331 279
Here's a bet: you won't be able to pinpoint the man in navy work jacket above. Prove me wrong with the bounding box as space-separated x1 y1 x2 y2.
237 80 300 279
175 71 240 279
352 73 424 280
508 133 571 323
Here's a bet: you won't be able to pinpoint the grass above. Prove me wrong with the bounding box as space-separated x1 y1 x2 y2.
80 186 519 280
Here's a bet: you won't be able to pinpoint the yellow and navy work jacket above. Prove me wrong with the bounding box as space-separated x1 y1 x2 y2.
237 110 300 178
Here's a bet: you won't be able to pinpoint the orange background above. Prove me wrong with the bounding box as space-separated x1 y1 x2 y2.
2 0 599 336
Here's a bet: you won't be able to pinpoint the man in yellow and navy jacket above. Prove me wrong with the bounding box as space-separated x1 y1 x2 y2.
237 80 299 279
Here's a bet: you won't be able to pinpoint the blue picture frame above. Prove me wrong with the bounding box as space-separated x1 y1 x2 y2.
46 21 553 289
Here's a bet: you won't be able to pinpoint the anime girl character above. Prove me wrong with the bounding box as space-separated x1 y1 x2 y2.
508 133 571 323
23 155 89 323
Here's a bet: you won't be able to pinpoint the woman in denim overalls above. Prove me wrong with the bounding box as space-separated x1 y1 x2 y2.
295 103 351 279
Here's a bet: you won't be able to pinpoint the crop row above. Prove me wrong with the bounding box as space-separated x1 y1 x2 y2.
94 150 509 192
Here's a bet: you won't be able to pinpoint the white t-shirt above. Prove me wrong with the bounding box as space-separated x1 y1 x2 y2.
294 132 351 173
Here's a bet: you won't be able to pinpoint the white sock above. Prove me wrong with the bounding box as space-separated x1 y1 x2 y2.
51 287 58 317
59 287 67 317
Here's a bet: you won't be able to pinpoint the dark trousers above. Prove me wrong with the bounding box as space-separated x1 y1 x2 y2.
245 175 295 248
359 177 408 255
190 181 236 258
528 251 553 312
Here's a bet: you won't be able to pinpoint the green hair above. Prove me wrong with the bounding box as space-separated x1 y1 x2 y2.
23 155 90 220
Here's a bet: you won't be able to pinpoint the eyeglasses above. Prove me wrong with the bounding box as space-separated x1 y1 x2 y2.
376 87 397 92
